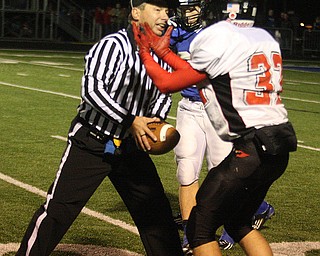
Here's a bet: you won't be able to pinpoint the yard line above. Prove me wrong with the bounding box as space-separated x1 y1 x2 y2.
167 115 176 120
284 68 320 74
51 135 68 141
281 96 320 104
0 81 177 120
0 50 84 58
297 144 320 152
0 81 81 100
2 81 319 151
1 81 319 105
0 57 83 71
1 81 319 115
52 134 320 152
285 79 320 86
0 172 139 235
1 52 319 85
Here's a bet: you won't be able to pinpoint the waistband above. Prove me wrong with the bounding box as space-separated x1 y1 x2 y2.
184 96 201 102
75 115 139 156
180 97 205 111
76 116 112 144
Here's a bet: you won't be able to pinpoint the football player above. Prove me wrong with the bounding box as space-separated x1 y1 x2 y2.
133 0 297 255
170 0 275 253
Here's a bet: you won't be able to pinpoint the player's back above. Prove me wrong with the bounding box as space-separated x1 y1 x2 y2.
189 21 279 82
189 21 288 140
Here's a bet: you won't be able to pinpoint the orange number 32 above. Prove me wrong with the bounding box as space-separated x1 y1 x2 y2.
245 52 283 105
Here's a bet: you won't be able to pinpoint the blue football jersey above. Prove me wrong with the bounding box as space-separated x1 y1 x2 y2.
171 27 202 101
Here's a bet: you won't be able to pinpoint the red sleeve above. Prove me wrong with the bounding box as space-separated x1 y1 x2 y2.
140 51 207 94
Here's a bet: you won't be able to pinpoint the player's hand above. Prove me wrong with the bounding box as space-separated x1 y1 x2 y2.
129 116 160 152
142 22 173 58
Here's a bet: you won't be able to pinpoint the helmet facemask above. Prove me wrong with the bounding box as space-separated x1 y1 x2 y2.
176 0 205 31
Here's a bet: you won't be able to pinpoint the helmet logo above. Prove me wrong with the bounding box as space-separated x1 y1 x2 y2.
226 3 240 13
229 12 237 20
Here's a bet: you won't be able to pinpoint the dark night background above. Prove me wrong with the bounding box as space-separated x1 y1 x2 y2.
77 0 320 25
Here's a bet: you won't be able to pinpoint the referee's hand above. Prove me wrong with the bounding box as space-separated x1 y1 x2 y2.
130 116 160 152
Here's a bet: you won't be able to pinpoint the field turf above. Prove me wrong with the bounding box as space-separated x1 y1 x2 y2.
0 49 319 255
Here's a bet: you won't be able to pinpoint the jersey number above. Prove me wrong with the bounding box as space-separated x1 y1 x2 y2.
245 52 283 105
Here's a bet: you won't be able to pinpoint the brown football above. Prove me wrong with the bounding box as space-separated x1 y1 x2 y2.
146 121 180 155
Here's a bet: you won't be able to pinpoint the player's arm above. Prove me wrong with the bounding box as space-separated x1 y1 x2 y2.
133 23 207 93
141 54 206 93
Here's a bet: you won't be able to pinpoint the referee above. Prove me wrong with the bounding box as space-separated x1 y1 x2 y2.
16 0 183 255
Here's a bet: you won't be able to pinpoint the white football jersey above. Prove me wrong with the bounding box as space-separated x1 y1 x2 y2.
189 21 288 141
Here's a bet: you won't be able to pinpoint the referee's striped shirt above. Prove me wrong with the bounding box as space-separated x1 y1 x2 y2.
78 25 172 139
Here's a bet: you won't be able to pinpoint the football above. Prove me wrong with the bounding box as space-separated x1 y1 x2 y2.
146 121 180 155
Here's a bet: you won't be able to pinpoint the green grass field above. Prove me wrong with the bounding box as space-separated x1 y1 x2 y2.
0 49 319 255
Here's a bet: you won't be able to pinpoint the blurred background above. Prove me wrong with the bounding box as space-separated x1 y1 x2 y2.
0 0 319 58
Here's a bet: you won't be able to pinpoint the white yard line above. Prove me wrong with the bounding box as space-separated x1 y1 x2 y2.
0 81 177 119
1 81 319 151
284 79 320 86
51 135 68 141
0 172 139 235
297 144 320 152
0 57 83 71
0 81 81 100
281 96 320 104
52 135 320 152
0 80 319 111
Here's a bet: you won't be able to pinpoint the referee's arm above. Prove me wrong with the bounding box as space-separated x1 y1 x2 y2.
81 39 135 128
148 91 172 120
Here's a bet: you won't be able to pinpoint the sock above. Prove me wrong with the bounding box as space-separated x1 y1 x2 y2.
182 220 189 246
220 228 235 244
255 200 269 215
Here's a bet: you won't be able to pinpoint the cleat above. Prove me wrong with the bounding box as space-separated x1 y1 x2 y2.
182 243 193 255
218 239 234 250
219 229 234 250
182 223 193 255
252 203 275 230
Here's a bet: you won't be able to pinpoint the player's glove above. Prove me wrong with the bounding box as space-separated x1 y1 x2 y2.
132 21 172 58
132 22 151 63
133 22 189 70
140 22 172 58
132 22 207 93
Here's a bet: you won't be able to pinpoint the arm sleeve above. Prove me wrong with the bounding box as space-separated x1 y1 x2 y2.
148 92 172 120
140 50 207 94
82 38 135 127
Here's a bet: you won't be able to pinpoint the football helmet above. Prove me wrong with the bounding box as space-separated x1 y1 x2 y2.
212 0 258 27
175 0 211 31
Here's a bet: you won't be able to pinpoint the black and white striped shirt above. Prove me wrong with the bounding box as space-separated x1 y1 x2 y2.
78 25 172 139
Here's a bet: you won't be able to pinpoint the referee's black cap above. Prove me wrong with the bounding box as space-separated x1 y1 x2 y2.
130 0 178 8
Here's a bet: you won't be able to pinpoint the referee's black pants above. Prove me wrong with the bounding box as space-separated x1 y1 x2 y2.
16 118 183 256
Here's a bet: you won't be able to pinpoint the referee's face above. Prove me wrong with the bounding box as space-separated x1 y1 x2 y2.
135 4 169 36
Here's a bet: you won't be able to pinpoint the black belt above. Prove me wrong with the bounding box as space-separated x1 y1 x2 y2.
76 116 111 144
75 116 139 156
186 97 201 102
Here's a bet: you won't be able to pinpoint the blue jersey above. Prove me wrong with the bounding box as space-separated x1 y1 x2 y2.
170 27 202 102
